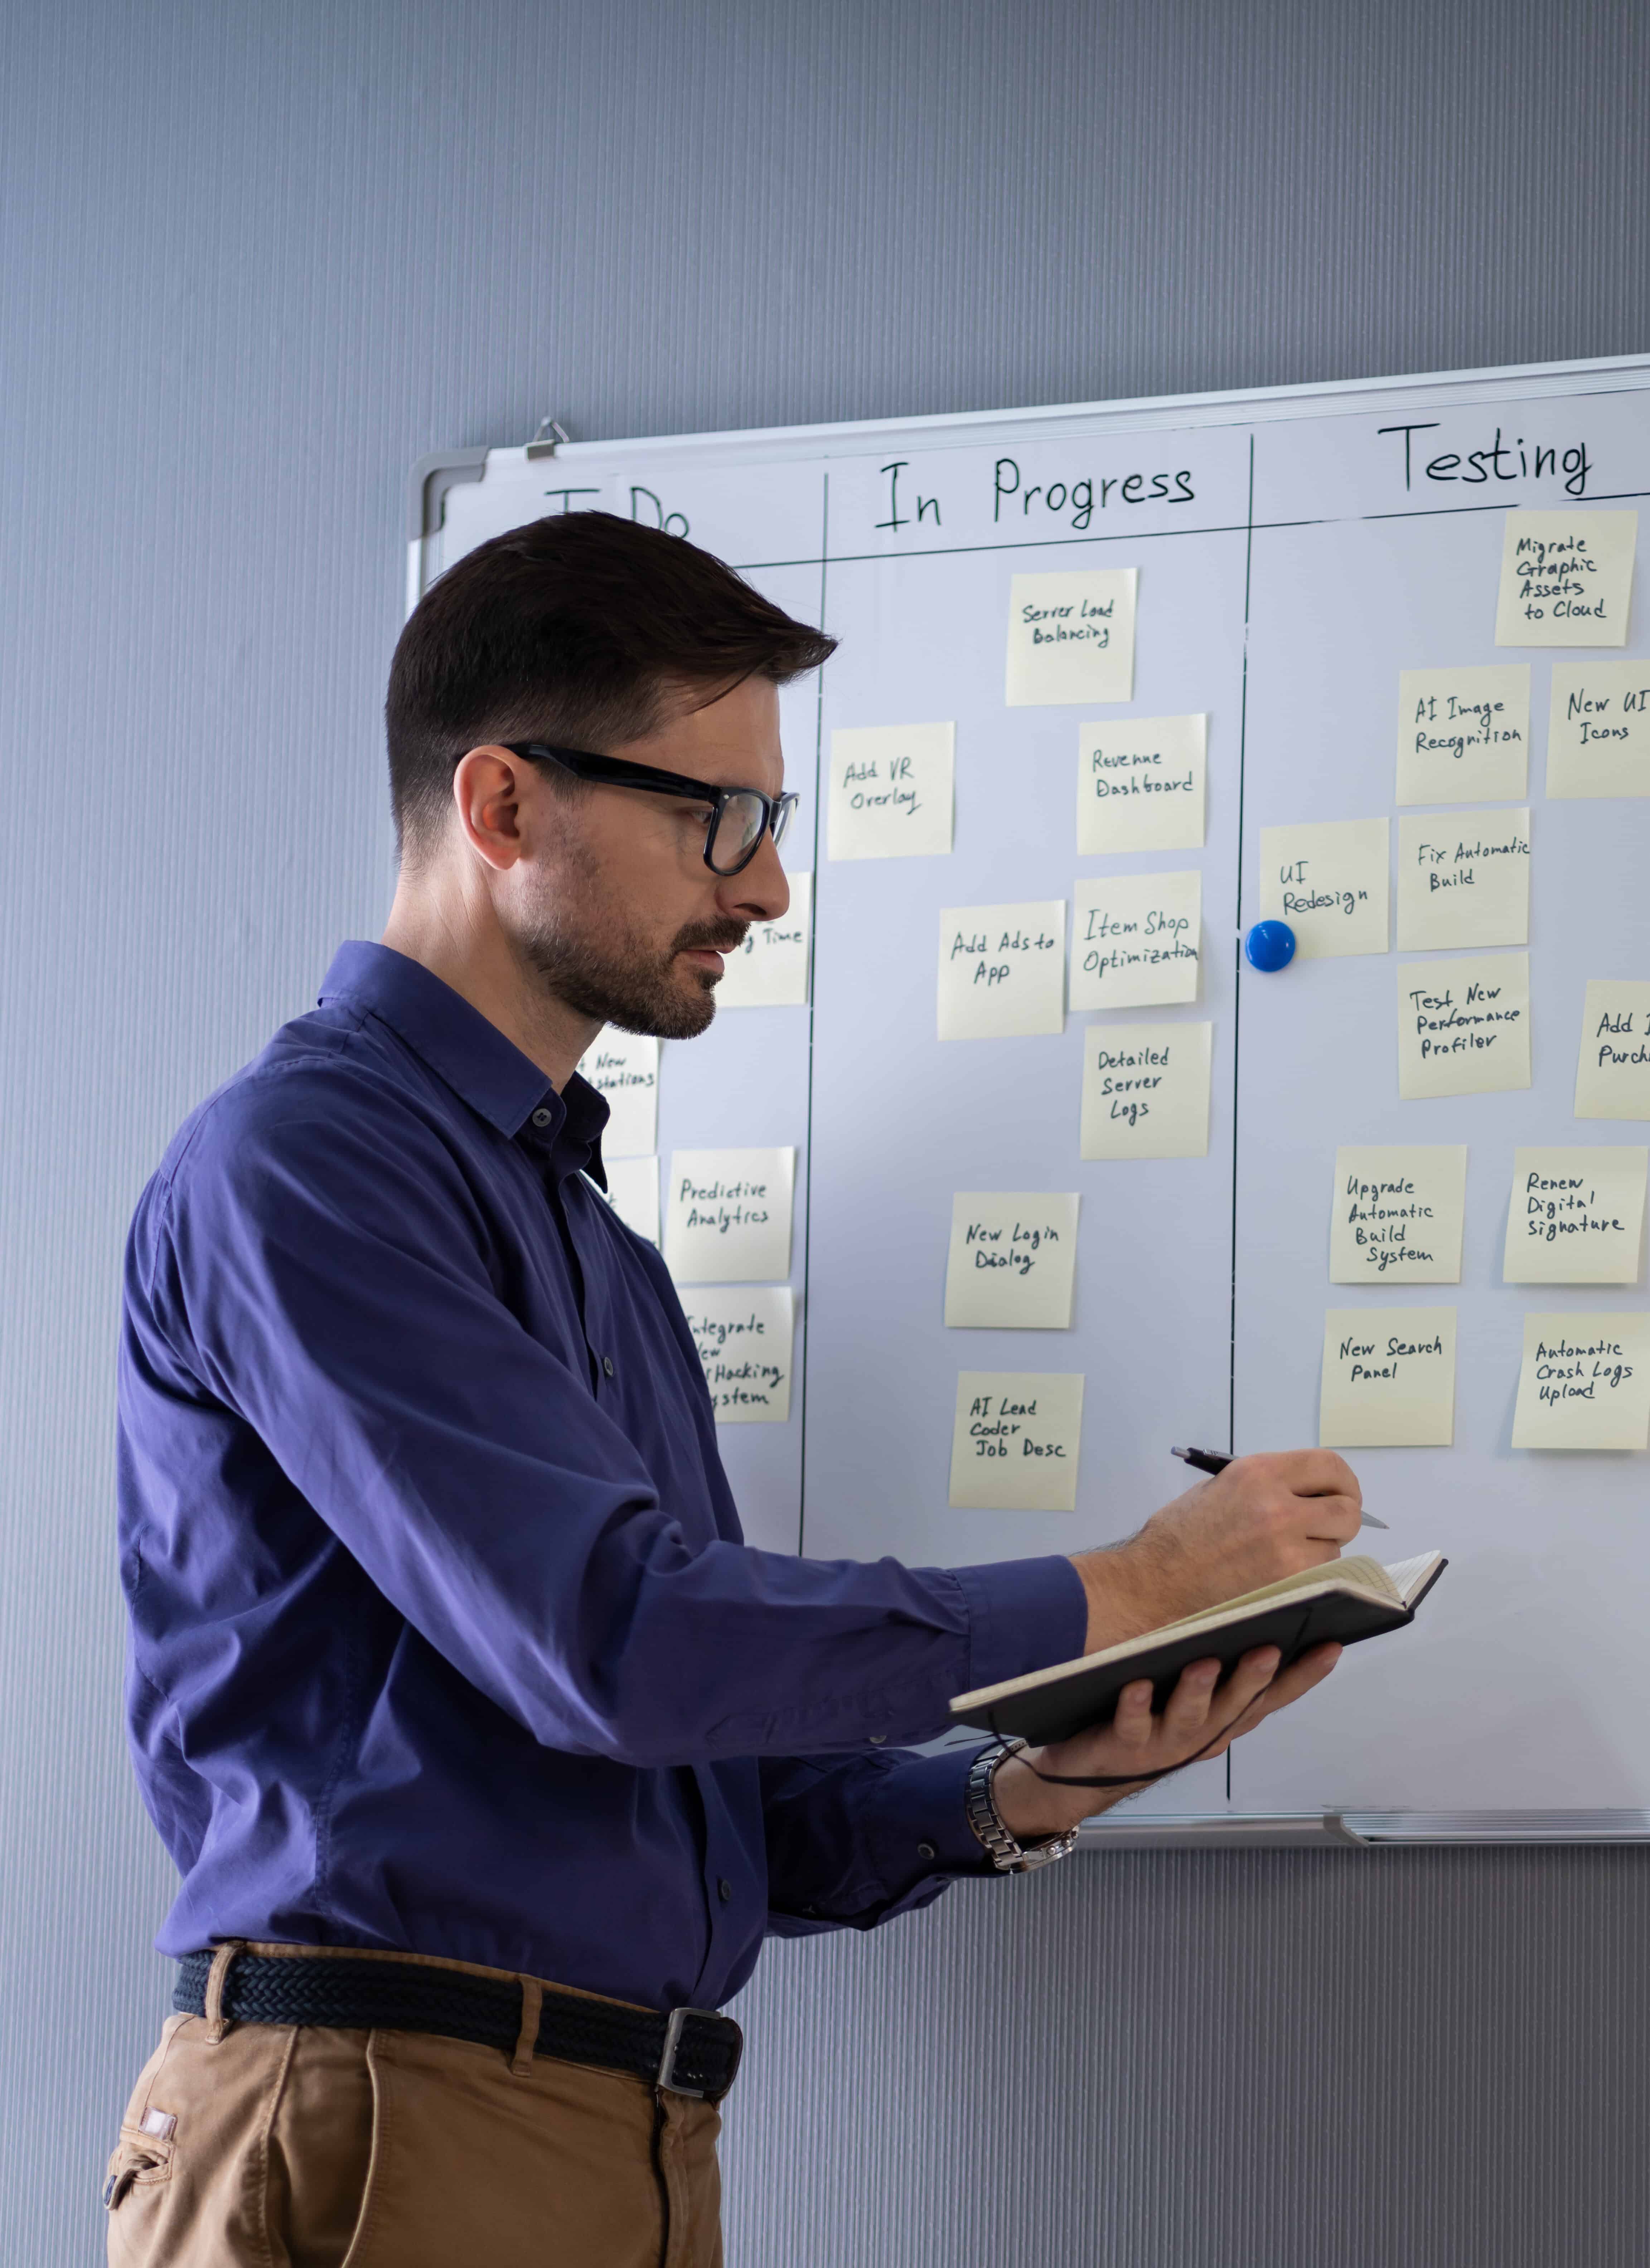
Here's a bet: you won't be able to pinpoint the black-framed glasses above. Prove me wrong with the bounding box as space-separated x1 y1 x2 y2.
508 742 798 878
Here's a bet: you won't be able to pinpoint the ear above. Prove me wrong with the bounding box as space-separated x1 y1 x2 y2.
451 745 533 872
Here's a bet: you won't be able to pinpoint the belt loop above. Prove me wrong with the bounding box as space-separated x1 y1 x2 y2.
202 1942 242 2046
511 1976 542 2076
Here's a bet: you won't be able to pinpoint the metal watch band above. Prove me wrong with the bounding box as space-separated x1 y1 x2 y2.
964 1738 1080 1874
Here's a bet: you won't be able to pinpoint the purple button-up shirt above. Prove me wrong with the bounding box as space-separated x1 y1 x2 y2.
117 942 1085 2010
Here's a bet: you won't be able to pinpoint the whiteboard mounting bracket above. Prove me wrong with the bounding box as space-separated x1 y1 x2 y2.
525 415 573 460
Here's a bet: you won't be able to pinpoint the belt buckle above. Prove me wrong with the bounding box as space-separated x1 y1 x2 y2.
657 2005 726 2098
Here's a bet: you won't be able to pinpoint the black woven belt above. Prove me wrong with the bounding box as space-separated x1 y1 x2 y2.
174 1950 742 2099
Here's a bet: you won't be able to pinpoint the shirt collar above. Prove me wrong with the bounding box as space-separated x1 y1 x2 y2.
317 942 610 1174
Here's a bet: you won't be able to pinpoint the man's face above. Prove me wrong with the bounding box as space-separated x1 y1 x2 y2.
506 674 791 1040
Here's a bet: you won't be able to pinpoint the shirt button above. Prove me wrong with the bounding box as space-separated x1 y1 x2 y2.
602 1354 615 1378
717 1877 732 1903
531 1108 553 1128
917 1842 937 1861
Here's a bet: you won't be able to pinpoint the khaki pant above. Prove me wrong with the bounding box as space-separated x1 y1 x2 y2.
104 1943 723 2268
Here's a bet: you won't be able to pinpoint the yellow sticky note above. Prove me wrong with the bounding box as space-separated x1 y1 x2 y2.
1494 509 1637 646
577 1030 660 1158
602 1155 660 1246
828 724 955 859
679 1287 795 1424
1511 1313 1650 1450
1546 663 1650 798
1080 1022 1211 1160
1575 980 1650 1119
1329 1147 1467 1285
944 1194 1081 1330
1395 810 1530 953
1070 872 1200 1011
714 874 811 1007
664 1147 795 1284
1259 819 1389 958
938 903 1066 1040
1006 570 1136 706
949 1372 1085 1510
1395 664 1530 804
1076 714 1206 852
1398 953 1531 1100
1502 1147 1647 1285
1319 1308 1456 1447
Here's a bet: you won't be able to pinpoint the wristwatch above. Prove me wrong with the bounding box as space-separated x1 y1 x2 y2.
964 1738 1080 1873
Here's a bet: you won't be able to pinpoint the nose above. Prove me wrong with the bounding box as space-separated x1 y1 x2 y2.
719 828 790 924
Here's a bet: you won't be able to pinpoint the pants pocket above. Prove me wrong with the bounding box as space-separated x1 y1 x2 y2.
103 2123 174 2211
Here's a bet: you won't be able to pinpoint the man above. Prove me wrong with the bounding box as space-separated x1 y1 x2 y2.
108 512 1357 2266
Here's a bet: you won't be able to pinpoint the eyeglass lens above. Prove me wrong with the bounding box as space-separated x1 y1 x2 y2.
709 791 790 874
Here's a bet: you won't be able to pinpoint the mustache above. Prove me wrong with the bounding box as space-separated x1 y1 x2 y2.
670 919 750 957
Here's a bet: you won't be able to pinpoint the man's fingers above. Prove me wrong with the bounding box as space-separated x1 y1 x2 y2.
1238 1642 1341 1722
1277 1450 1362 1504
1185 1646 1281 1739
1217 1644 1282 1706
1158 1658 1221 1736
1300 1491 1363 1544
1110 1677 1157 1747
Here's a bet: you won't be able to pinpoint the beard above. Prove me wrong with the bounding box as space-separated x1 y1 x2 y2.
514 891 750 1041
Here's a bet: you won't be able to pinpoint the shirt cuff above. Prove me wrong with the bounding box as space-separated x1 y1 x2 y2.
947 1553 1089 1698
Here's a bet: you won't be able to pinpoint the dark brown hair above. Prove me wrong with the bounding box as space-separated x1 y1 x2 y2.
385 510 836 858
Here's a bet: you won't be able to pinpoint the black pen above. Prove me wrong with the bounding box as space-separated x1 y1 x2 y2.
1171 1445 1388 1529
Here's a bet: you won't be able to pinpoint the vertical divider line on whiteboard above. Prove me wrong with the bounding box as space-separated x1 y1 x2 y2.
1225 433 1258 1805
795 469 830 1559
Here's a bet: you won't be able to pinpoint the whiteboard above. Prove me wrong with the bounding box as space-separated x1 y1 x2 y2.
410 355 1650 1831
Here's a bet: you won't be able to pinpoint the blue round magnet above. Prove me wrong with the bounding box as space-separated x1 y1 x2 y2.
1244 920 1296 973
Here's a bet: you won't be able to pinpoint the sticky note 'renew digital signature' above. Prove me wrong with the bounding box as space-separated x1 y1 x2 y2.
937 902 1066 1040
828 723 955 859
1396 664 1530 805
1501 1147 1647 1285
1319 1307 1457 1448
1395 810 1530 955
664 1147 795 1285
1575 980 1650 1119
1006 569 1137 706
1512 1312 1650 1450
680 1286 795 1424
1076 713 1206 853
1070 872 1200 1012
1397 952 1531 1100
1494 509 1638 647
949 1372 1085 1511
944 1194 1080 1330
1329 1146 1468 1285
1258 819 1390 958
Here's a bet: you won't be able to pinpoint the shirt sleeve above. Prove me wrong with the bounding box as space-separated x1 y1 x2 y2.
760 1745 1002 1936
139 1065 1088 1772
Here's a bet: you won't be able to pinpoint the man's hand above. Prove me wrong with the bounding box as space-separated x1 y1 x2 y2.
992 1642 1342 1841
1069 1450 1363 1656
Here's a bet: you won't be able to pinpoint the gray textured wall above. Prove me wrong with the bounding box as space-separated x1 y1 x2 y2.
3 1 1646 2260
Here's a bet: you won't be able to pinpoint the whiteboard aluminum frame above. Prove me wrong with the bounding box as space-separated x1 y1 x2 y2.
408 351 1650 607
1079 1810 1650 1848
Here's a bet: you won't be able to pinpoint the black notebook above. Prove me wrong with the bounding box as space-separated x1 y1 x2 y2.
948 1552 1447 1747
